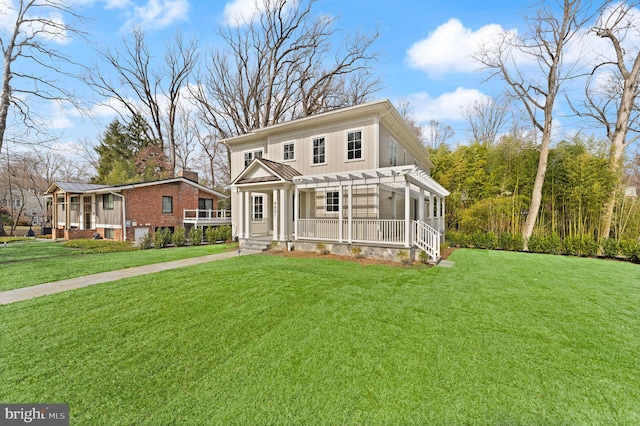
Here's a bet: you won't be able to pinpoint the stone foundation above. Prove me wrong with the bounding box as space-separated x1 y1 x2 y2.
281 240 416 263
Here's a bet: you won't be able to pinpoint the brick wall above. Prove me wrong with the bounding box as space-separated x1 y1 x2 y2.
122 181 219 241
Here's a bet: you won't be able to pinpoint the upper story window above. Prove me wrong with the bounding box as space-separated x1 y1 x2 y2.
313 137 326 164
283 143 295 161
389 138 398 166
162 196 173 214
244 150 263 167
326 191 339 212
103 194 114 210
346 130 362 160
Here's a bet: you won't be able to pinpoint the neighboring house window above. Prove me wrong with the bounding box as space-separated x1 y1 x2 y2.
346 130 362 160
70 196 79 210
283 143 294 161
252 195 263 221
244 150 263 167
313 137 326 164
326 191 339 212
389 139 398 166
162 196 173 214
104 228 114 239
103 194 114 210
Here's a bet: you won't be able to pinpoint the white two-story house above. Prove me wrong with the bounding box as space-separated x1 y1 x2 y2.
226 100 449 262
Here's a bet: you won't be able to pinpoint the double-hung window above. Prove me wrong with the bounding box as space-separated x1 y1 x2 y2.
313 137 325 164
244 150 263 167
326 191 339 213
103 194 114 210
389 138 398 166
283 143 294 161
253 195 263 221
162 196 173 214
347 130 362 160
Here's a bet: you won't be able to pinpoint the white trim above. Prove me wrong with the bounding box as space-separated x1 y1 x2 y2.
96 224 123 229
344 128 364 163
252 194 265 223
282 141 295 162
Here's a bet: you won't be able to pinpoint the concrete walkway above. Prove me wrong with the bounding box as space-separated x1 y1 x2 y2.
0 249 261 305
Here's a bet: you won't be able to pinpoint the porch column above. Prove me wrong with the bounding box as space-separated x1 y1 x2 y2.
294 187 299 240
237 189 244 239
244 191 251 238
339 184 343 243
280 187 288 241
404 179 411 247
429 193 435 228
272 189 279 241
418 189 425 221
441 196 446 241
347 184 353 243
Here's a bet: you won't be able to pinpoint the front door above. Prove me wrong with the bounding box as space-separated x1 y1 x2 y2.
83 196 92 229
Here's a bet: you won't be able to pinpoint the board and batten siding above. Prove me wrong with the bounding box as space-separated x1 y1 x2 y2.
95 196 122 226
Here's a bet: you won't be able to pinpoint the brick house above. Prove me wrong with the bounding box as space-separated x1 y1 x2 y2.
45 171 229 243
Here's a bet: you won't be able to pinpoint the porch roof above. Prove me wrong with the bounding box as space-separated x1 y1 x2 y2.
232 157 302 186
292 165 450 198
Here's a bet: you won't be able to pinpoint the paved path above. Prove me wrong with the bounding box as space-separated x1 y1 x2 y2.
0 249 261 305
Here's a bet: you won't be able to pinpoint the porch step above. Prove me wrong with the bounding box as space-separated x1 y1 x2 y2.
239 237 272 252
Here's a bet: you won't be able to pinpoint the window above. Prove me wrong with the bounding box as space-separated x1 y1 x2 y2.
70 196 79 211
347 130 362 160
103 194 114 210
326 191 339 212
313 137 325 164
13 199 21 208
58 196 65 211
104 228 114 239
244 150 263 167
252 195 263 221
162 196 173 214
389 139 398 166
283 143 295 161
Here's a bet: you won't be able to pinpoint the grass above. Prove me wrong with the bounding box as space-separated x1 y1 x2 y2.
0 240 238 291
1 249 639 424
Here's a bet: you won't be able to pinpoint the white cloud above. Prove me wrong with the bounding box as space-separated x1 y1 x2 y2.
406 18 509 77
0 0 71 44
122 0 189 31
407 87 487 122
222 0 263 26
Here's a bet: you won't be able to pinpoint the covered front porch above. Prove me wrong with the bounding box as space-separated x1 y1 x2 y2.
233 162 449 261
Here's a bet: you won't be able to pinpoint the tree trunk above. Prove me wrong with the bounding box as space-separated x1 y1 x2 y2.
522 124 552 244
600 132 626 239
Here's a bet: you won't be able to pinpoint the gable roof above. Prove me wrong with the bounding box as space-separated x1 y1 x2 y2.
232 157 302 186
46 177 228 199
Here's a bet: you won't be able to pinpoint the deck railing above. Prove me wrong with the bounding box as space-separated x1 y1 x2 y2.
183 209 232 223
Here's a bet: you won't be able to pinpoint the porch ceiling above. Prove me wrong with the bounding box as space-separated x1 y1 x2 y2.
292 165 450 197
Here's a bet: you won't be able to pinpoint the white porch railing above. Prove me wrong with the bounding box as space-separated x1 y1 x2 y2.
296 218 442 261
297 219 406 244
183 209 232 224
414 220 441 262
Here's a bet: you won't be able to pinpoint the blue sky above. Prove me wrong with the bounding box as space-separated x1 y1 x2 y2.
5 0 612 152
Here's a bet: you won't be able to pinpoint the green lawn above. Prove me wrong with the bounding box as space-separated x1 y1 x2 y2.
0 240 237 291
1 249 639 424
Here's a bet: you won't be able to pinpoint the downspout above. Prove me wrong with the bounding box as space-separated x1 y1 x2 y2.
110 191 126 241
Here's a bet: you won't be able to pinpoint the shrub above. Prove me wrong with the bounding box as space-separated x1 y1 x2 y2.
527 234 561 254
64 239 135 253
620 240 640 263
561 235 598 257
497 232 524 251
205 226 219 244
172 226 186 247
471 231 497 249
139 232 153 250
418 250 431 264
600 238 620 258
218 225 232 242
188 226 203 246
154 228 172 249
447 231 471 248
316 242 329 255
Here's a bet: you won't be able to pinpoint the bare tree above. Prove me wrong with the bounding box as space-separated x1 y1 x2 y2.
424 120 454 149
190 0 380 175
87 30 199 175
462 95 510 145
578 2 640 239
0 0 86 235
395 98 426 142
475 0 596 246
